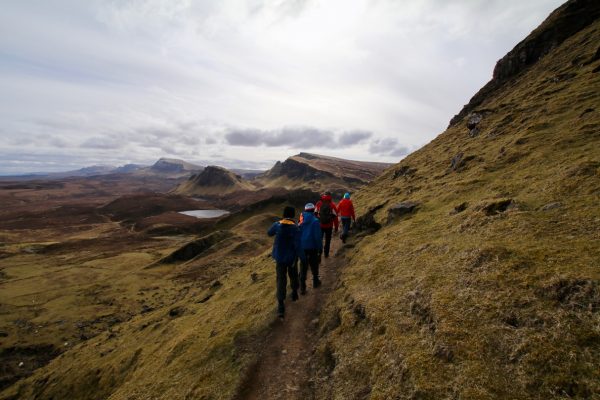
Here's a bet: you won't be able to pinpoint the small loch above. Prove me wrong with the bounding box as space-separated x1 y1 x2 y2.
179 209 230 219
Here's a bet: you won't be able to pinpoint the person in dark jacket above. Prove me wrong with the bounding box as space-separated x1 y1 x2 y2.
298 203 322 293
337 192 356 243
267 206 303 318
315 192 339 258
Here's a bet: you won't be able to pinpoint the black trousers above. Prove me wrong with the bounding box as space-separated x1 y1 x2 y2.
322 227 333 257
276 261 299 303
300 249 320 288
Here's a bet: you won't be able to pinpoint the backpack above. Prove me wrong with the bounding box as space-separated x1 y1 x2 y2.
319 201 333 224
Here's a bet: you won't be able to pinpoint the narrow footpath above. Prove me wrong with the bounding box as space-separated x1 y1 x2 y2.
236 243 342 400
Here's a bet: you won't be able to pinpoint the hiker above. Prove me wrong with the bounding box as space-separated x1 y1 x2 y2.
315 191 339 258
267 206 303 318
298 203 322 293
337 192 356 243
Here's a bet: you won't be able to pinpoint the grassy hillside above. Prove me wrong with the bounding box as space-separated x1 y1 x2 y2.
312 14 600 400
0 207 281 400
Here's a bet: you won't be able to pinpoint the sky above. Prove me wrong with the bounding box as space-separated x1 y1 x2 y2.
0 0 564 174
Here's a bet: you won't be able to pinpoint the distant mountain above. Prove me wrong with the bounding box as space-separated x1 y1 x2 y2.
148 158 203 175
174 153 391 197
111 164 144 174
173 165 255 197
0 159 201 180
255 152 392 192
23 165 117 179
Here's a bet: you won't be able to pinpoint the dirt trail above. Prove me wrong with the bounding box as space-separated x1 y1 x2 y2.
236 243 342 400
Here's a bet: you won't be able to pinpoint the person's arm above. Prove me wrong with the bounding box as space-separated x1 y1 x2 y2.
314 221 322 254
333 204 339 231
350 202 356 221
312 221 322 249
295 227 306 263
267 222 278 237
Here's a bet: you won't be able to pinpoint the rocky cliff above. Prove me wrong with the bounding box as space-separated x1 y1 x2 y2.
449 0 600 126
256 152 392 193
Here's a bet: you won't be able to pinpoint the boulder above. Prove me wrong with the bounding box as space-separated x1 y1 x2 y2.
387 202 419 223
393 165 417 179
480 199 515 216
354 204 385 233
542 202 563 211
450 152 477 172
467 112 483 129
450 202 468 215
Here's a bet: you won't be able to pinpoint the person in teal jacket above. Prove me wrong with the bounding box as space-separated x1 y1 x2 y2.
298 203 322 294
267 206 304 318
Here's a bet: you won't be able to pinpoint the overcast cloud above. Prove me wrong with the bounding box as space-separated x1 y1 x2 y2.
0 0 564 173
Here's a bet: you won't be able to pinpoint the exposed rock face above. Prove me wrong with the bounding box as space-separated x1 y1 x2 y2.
387 201 419 223
256 152 392 192
264 158 336 182
449 0 600 126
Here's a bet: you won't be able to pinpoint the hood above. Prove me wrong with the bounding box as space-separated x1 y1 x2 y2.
321 194 332 202
302 211 317 223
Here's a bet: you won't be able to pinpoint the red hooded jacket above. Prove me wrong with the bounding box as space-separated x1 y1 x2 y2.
337 198 355 220
315 194 339 230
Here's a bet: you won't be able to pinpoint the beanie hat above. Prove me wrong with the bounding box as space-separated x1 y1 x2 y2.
304 203 315 211
344 192 350 199
283 206 295 219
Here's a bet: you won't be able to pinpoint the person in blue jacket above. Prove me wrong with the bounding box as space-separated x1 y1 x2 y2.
267 206 304 318
298 203 322 293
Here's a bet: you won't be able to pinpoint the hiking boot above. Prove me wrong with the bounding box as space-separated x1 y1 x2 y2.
313 279 322 289
277 302 285 319
300 284 307 295
291 290 299 301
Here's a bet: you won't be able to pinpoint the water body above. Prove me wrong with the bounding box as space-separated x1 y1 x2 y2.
179 209 230 219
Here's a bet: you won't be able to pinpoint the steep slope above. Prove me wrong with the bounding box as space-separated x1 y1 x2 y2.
174 165 256 197
256 152 391 193
312 3 600 399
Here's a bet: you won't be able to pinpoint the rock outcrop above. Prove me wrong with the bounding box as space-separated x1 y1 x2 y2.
449 0 600 126
174 165 255 197
255 152 392 193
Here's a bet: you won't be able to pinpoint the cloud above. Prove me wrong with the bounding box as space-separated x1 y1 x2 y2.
224 127 373 149
368 138 410 158
338 130 372 146
80 136 122 150
0 0 565 173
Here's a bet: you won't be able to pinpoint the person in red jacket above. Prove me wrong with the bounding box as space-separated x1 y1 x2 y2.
337 192 355 243
315 191 339 258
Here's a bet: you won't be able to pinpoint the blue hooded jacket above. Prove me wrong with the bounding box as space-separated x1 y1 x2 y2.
299 211 322 251
267 218 304 264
